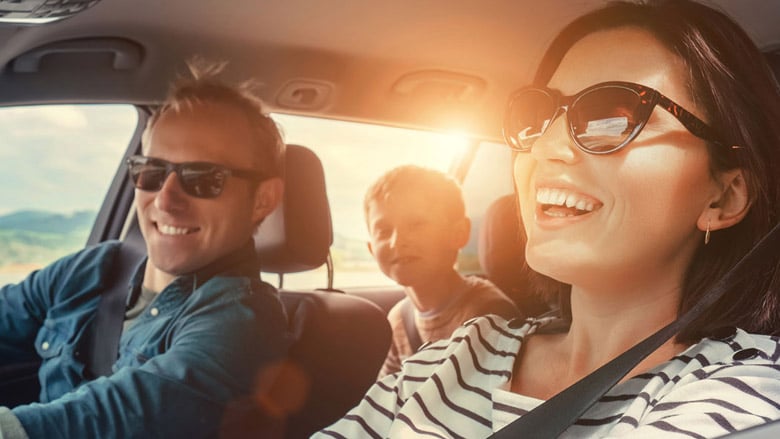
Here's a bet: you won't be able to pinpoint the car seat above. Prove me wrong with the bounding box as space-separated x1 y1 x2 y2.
251 144 392 438
478 193 550 318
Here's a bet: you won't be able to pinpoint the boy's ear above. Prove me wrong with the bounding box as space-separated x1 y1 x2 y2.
450 217 471 249
252 177 284 225
697 168 750 233
366 241 375 257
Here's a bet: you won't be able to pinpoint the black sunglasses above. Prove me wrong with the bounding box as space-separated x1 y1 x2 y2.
126 155 264 199
503 80 722 154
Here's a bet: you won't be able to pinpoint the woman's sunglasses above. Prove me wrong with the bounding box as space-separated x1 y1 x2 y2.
126 155 264 199
503 80 722 154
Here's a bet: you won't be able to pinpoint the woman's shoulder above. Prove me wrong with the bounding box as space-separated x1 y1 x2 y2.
638 327 780 394
685 327 780 366
393 315 550 397
412 314 557 361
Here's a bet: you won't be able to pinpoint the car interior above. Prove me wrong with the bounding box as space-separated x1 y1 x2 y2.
1 0 780 438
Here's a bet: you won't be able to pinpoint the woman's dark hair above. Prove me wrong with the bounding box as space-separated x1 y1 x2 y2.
524 0 780 343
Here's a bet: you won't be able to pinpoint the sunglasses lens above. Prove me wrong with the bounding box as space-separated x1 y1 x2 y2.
506 89 556 150
179 164 226 198
571 86 642 153
128 159 167 191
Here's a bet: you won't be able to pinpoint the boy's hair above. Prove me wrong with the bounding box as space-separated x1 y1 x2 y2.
364 165 466 224
142 58 285 178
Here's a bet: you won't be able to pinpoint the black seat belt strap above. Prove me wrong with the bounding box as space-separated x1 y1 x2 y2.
86 239 146 377
489 221 780 439
401 299 424 352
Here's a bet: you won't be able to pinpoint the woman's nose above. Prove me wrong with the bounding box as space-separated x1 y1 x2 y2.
530 109 579 164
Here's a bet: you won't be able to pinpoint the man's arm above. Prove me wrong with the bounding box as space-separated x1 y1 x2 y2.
0 243 119 362
10 280 289 439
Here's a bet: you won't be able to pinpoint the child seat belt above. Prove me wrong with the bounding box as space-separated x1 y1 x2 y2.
488 221 780 439
86 239 146 377
401 299 424 351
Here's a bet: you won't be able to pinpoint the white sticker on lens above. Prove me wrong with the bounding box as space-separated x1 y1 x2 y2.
583 117 629 137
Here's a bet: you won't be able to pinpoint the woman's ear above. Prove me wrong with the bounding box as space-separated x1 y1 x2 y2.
697 168 750 233
252 177 284 225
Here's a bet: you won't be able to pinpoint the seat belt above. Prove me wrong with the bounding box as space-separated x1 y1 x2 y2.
401 299 424 352
86 238 146 377
489 221 780 439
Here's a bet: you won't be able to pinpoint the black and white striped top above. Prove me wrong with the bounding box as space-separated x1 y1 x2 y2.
315 315 780 438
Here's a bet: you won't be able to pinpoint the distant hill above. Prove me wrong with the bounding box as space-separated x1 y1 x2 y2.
0 209 94 234
0 210 95 266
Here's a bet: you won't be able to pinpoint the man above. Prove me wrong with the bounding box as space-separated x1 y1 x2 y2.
0 63 288 438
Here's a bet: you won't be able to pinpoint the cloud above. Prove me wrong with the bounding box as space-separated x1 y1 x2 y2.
0 105 137 215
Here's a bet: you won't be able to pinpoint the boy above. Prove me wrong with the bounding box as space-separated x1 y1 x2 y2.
365 165 519 377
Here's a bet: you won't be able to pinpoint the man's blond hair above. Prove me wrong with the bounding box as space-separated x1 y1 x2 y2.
142 58 285 178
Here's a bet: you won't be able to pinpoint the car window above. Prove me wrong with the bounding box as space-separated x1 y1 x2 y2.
0 105 138 285
273 113 481 289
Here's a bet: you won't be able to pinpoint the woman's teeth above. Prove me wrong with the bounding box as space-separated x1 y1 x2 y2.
536 188 599 216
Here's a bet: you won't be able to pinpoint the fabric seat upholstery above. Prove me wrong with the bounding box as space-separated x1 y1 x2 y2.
253 144 391 438
478 193 550 318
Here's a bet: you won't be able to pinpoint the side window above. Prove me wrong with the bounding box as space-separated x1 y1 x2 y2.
272 114 470 289
0 105 138 285
458 141 515 274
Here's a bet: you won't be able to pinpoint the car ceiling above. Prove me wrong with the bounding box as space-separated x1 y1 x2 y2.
1 0 779 141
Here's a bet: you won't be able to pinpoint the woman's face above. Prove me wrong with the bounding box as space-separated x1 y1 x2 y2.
514 27 723 293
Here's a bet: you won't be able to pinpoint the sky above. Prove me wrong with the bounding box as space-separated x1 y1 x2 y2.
0 105 138 216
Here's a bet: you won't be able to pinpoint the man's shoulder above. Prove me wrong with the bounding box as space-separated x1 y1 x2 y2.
191 275 279 304
34 240 124 288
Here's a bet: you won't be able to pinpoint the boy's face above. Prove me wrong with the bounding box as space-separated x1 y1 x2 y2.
366 188 469 288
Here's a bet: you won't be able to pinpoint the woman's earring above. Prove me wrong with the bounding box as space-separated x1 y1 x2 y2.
704 219 711 245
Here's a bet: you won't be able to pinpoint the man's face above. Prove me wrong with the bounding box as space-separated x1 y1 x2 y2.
135 102 274 279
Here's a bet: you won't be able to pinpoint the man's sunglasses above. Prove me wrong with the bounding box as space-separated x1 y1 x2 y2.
126 155 264 199
503 80 722 154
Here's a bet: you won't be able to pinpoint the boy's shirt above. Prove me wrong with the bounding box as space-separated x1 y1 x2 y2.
378 276 519 377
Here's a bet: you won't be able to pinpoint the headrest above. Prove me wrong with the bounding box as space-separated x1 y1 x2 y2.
255 144 333 273
478 194 526 294
477 194 549 317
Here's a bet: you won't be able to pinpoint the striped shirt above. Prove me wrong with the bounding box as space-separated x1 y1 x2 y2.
379 276 519 378
315 315 780 438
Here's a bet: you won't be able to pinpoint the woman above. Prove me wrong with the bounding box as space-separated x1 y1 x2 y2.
316 0 780 437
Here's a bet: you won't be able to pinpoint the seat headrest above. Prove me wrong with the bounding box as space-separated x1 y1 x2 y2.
478 194 526 294
477 194 550 317
255 144 333 273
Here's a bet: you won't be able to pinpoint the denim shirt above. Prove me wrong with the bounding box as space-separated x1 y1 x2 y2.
0 240 289 438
